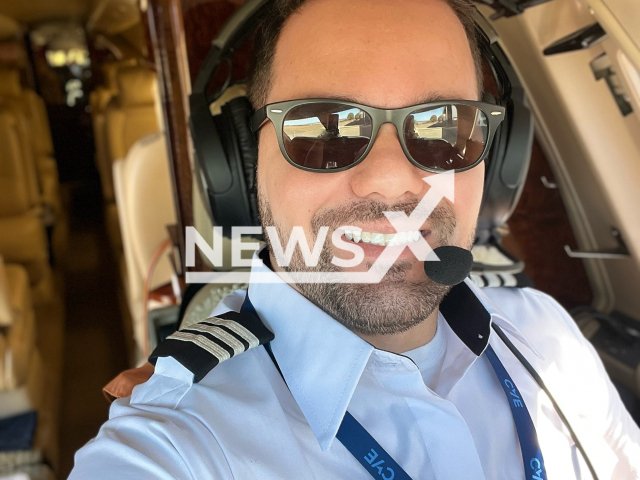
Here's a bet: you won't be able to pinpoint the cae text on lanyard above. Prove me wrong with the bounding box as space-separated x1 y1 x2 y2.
242 296 547 480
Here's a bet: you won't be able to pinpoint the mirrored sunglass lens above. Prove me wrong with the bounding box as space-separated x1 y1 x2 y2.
404 104 488 170
282 103 372 170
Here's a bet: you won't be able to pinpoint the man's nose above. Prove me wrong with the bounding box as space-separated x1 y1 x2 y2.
349 124 427 201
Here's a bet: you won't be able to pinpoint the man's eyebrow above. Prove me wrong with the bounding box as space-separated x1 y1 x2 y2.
309 92 461 107
407 93 460 104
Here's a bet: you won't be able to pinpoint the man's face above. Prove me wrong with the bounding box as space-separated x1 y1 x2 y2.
257 0 484 335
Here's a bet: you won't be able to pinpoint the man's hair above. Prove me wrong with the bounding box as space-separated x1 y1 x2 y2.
248 0 484 109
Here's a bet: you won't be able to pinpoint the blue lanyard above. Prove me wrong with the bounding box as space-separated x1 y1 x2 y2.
485 345 547 480
242 295 546 480
336 411 413 480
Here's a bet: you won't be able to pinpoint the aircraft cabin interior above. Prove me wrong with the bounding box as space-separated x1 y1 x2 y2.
0 0 638 478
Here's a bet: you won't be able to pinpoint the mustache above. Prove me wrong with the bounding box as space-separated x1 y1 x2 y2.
311 199 455 234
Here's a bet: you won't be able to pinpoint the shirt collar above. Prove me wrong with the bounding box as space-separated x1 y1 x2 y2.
463 278 544 361
247 250 373 451
434 277 543 396
246 248 542 450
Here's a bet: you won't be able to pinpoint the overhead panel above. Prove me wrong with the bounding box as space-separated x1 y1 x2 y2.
585 0 640 72
86 0 140 36
0 13 21 40
0 0 89 24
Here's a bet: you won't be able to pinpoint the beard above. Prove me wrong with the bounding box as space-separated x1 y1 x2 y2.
258 186 473 337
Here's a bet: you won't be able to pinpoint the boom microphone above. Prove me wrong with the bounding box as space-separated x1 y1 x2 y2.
423 246 473 286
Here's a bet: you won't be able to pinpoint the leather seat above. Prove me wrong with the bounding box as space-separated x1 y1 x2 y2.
23 88 62 214
105 66 160 168
0 97 41 212
0 349 43 428
0 69 61 216
0 261 49 465
0 260 36 390
0 69 67 268
0 78 61 470
0 107 38 215
104 65 161 254
90 58 137 202
0 349 46 466
23 89 54 158
0 106 51 293
113 132 176 364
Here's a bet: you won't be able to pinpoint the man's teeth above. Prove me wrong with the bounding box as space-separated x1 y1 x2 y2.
343 230 423 246
371 233 385 246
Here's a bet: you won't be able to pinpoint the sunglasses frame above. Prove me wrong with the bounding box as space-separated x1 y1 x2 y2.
250 98 506 174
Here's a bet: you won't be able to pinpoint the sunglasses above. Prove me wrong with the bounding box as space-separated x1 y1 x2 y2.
250 99 506 173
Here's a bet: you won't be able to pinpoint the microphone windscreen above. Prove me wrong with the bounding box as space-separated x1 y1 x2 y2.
423 246 473 286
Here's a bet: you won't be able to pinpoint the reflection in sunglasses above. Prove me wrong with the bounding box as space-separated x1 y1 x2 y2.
267 101 495 172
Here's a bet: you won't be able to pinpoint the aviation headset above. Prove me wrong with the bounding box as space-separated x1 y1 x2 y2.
189 0 534 242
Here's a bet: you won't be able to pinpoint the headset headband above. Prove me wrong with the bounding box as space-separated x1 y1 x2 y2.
192 0 270 95
195 1 505 96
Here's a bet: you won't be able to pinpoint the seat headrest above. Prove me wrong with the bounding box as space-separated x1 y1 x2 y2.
102 58 137 93
102 62 122 93
117 66 158 107
0 69 22 98
0 108 33 216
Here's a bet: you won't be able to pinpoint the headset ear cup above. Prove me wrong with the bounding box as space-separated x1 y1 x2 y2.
224 96 260 226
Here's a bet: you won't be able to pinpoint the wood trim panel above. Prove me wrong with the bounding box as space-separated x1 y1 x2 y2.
145 0 193 269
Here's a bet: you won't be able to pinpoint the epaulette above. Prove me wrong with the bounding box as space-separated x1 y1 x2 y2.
470 272 533 288
149 309 274 383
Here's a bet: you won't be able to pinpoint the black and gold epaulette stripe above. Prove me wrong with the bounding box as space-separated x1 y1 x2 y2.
469 272 533 289
149 309 274 383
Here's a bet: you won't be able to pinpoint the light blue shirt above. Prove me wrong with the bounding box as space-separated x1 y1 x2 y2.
403 316 446 390
69 252 640 479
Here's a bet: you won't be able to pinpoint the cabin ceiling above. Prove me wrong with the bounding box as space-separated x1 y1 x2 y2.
0 13 19 38
0 0 93 25
0 0 141 42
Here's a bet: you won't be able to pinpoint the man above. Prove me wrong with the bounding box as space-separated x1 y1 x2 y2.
70 0 640 478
